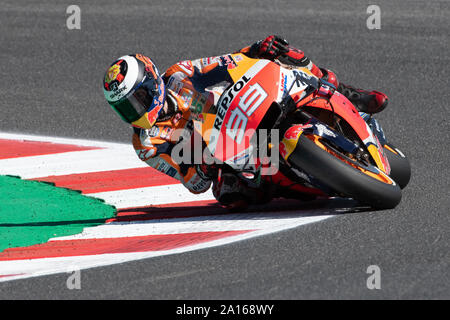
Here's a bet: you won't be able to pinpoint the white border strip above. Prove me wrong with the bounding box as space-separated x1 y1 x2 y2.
0 132 128 149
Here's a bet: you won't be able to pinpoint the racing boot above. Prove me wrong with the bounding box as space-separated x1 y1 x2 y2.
337 83 389 114
212 173 249 210
212 173 271 211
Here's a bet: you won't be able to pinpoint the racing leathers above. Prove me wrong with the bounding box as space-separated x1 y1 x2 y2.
131 35 388 207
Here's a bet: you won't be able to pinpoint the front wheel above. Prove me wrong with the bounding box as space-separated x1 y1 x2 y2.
383 142 411 189
288 134 402 209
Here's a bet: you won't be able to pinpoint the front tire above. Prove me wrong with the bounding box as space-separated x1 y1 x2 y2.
288 134 402 209
383 143 411 189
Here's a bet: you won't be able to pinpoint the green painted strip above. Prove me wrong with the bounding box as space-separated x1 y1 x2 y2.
0 175 116 253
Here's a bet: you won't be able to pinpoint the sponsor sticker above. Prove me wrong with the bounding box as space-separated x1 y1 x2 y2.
178 60 194 75
105 64 121 84
220 55 237 70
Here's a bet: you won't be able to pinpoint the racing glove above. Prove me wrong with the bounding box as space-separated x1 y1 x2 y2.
249 35 312 69
249 35 290 59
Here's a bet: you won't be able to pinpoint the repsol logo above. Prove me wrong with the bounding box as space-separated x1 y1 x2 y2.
214 75 250 130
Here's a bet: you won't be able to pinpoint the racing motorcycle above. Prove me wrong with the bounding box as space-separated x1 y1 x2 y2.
194 54 410 209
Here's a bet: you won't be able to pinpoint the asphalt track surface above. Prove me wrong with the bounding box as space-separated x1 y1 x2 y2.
0 0 449 299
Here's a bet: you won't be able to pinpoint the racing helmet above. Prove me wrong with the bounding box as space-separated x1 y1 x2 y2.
103 54 166 129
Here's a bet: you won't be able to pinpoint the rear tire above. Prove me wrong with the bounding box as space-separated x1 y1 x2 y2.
288 134 402 209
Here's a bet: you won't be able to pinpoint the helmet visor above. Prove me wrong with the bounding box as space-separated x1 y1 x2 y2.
109 75 165 123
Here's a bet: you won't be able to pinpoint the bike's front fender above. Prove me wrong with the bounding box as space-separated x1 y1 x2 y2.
299 90 390 174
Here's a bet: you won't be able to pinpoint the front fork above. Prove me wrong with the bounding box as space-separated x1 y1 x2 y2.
363 113 388 146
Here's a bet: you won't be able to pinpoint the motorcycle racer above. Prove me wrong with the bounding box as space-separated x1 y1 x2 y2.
103 35 389 208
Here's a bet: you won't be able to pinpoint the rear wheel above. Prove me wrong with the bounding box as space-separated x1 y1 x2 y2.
288 134 402 209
